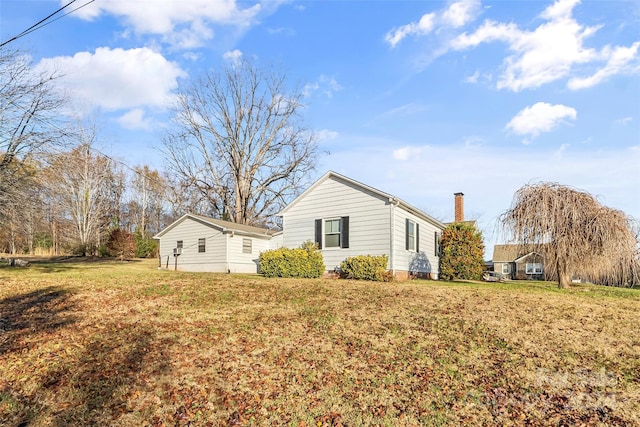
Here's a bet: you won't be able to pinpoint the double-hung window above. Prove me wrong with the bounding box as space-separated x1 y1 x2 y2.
324 219 341 248
198 238 206 253
314 217 349 249
502 264 510 274
243 238 252 254
405 219 419 252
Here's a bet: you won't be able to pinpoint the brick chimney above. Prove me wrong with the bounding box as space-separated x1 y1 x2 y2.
454 192 464 222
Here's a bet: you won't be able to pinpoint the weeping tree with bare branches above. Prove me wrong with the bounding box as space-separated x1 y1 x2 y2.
501 183 639 289
162 58 317 226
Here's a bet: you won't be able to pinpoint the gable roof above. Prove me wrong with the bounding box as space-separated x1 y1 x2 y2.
279 171 445 229
492 244 542 262
153 213 276 240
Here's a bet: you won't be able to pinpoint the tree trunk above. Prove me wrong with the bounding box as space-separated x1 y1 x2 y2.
557 261 571 289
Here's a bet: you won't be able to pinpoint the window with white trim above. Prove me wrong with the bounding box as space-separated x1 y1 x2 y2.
526 263 543 274
243 238 252 254
198 238 206 253
324 218 341 248
502 264 510 274
407 220 416 251
315 217 349 249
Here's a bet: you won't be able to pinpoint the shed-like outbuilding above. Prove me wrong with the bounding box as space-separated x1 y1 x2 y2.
153 214 278 273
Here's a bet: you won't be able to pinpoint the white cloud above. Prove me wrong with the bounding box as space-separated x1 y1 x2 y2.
450 0 640 91
65 0 262 49
393 145 426 160
303 75 343 98
35 47 186 112
464 70 480 83
442 0 481 28
117 108 152 130
506 102 577 143
554 143 571 159
386 0 481 47
223 49 243 66
386 13 436 47
568 42 640 89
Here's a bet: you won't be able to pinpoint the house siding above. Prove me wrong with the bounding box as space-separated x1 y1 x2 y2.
157 217 227 272
268 233 284 250
228 234 271 273
281 176 391 271
392 208 440 279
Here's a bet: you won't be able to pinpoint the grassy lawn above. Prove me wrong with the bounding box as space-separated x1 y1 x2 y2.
1 259 639 426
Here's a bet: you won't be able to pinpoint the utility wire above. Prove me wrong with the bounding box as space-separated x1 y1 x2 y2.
0 0 96 48
5 100 168 191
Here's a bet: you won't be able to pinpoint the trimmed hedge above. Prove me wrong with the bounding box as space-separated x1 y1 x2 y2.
340 255 393 282
259 241 325 278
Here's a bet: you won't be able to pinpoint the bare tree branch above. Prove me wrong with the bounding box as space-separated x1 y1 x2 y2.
501 182 640 288
0 47 69 208
162 58 317 226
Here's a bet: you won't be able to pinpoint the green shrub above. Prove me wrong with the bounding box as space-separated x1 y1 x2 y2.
439 222 485 281
259 241 325 278
340 255 392 282
134 231 158 258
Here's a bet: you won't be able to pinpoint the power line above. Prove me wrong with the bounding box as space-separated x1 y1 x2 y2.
0 0 96 48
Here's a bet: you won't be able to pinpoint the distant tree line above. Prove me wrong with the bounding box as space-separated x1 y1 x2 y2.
0 48 317 257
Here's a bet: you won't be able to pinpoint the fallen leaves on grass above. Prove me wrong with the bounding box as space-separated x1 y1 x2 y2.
0 259 639 426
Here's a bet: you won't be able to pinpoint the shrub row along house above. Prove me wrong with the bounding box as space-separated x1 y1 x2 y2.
154 171 448 278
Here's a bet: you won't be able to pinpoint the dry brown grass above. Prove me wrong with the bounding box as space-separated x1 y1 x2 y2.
1 259 639 426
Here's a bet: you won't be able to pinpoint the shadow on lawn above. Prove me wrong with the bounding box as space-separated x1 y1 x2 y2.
0 286 76 356
45 327 172 426
0 287 172 426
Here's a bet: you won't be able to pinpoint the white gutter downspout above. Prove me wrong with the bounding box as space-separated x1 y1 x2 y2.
389 197 399 274
225 229 232 273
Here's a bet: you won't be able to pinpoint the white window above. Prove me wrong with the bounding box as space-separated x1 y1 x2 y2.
526 263 543 274
324 219 341 248
405 219 419 251
243 238 252 254
198 238 206 253
502 264 510 274
315 217 349 249
407 220 416 251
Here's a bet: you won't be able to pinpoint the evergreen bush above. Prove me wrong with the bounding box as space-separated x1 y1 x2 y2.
340 255 392 282
259 241 325 278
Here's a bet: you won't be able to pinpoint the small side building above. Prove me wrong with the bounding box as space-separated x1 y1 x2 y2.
153 214 278 273
492 244 544 280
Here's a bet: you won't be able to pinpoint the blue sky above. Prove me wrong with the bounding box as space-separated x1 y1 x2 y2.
2 0 639 249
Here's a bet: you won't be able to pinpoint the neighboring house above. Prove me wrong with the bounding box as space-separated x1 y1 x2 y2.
278 171 446 279
154 214 279 273
492 244 545 280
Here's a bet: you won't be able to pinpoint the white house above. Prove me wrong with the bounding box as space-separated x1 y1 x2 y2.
154 171 449 278
278 171 446 279
154 214 278 273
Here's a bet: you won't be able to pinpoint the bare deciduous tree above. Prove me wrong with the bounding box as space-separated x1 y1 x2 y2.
162 58 317 226
130 166 166 236
0 47 67 208
44 137 114 256
501 183 639 288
